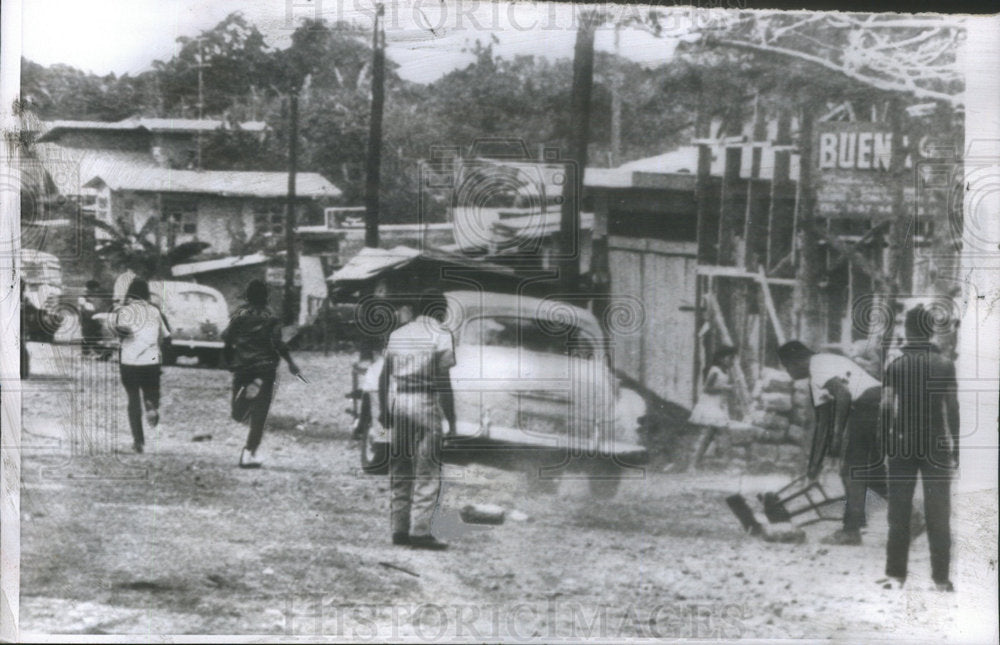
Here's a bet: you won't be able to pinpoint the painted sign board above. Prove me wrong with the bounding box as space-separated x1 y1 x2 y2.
813 122 957 220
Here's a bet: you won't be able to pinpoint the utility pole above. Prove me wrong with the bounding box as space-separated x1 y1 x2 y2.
282 92 299 325
793 102 825 349
609 23 622 168
559 10 598 293
193 37 210 170
364 3 386 249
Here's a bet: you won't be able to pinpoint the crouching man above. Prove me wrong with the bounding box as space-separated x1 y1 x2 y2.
778 341 891 545
379 289 456 550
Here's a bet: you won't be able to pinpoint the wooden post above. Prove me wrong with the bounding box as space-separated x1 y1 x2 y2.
282 92 299 325
609 24 622 168
693 99 714 403
717 109 747 404
793 103 825 349
757 265 787 346
717 114 743 268
743 96 769 385
364 3 385 250
559 10 598 293
767 109 794 271
879 95 912 370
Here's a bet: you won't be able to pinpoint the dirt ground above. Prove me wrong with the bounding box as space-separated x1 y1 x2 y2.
14 344 999 641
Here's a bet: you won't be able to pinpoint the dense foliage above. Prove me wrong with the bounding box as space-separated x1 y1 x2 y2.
21 11 959 224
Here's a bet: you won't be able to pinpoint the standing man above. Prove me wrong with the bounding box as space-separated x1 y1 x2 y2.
379 289 456 550
222 279 302 468
882 305 959 591
778 341 892 545
111 279 170 454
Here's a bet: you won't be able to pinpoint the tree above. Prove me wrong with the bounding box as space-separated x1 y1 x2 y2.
153 12 272 117
86 215 208 279
692 11 963 106
20 59 159 120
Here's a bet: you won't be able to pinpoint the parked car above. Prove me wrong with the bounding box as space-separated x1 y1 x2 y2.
94 280 230 367
21 250 64 341
351 290 649 497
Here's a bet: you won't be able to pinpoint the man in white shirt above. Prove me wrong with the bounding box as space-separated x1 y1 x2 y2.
379 289 456 551
110 278 170 453
778 341 891 545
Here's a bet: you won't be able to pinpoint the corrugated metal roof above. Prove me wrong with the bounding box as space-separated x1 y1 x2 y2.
492 212 594 240
327 246 421 283
84 168 341 199
171 253 270 277
38 117 266 141
585 145 801 188
131 118 266 133
30 144 160 195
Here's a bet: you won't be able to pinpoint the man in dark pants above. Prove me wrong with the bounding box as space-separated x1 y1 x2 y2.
110 279 171 453
379 289 456 550
222 280 302 468
779 341 901 545
882 305 960 591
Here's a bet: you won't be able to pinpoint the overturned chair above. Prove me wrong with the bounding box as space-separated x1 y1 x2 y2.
726 411 845 533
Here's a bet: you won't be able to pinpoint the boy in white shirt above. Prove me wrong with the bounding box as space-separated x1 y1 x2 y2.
110 279 170 453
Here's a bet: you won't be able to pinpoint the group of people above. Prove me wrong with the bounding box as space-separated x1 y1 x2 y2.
688 305 960 591
104 272 453 551
101 270 966 569
109 276 301 467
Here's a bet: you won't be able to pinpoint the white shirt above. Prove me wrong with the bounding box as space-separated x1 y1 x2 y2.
112 299 170 366
808 353 880 406
385 315 456 389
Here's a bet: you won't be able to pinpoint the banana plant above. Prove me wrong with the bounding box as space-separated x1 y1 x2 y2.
84 214 210 279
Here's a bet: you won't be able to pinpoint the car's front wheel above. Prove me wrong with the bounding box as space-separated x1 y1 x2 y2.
360 418 390 475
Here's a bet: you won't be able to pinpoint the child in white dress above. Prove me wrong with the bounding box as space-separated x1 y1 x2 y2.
688 346 737 471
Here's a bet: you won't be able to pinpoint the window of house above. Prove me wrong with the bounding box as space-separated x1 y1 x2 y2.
122 198 135 222
81 190 110 222
253 202 286 236
163 197 198 236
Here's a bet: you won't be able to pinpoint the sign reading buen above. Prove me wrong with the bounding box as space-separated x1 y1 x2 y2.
818 129 894 171
813 122 922 219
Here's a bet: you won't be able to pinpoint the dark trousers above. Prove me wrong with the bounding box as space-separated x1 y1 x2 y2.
841 387 888 531
80 314 102 354
886 456 952 583
231 368 277 453
120 364 161 445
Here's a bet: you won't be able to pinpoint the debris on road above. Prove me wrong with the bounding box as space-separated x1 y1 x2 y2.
378 561 420 577
761 523 807 544
460 503 506 525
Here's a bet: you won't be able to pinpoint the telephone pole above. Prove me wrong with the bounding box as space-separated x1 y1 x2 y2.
193 37 210 170
364 4 386 249
283 93 300 325
610 23 622 167
559 10 598 292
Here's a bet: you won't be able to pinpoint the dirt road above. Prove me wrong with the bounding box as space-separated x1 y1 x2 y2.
16 347 998 641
